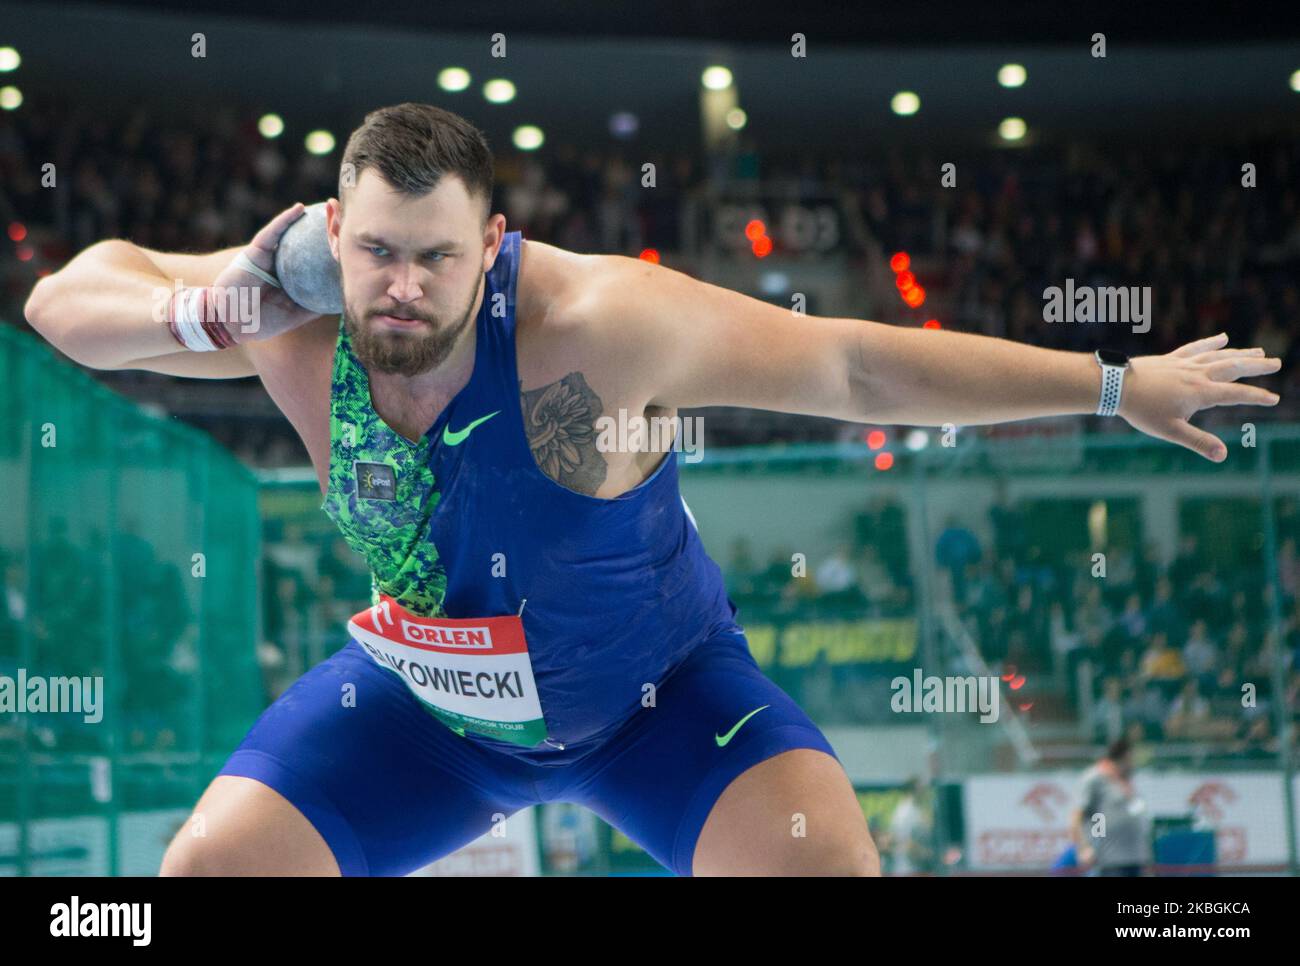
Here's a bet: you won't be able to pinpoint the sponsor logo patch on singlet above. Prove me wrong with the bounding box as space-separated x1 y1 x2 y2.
348 595 549 747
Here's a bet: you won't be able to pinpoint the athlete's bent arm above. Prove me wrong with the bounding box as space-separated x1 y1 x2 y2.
591 256 1282 463
25 203 316 377
24 240 256 376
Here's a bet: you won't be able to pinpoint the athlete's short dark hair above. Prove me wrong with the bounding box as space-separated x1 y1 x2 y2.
339 103 494 223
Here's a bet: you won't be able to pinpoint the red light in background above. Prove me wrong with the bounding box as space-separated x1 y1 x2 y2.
874 452 894 471
895 271 915 291
866 429 886 450
1009 675 1026 690
36 268 52 277
903 285 926 307
923 319 941 329
752 236 773 257
8 222 26 243
16 245 33 262
889 252 910 273
745 220 767 242
638 249 660 263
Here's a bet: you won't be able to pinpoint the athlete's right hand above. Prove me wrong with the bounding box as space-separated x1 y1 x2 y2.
211 203 324 343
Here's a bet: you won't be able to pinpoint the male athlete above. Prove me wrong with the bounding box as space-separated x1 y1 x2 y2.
25 103 1282 876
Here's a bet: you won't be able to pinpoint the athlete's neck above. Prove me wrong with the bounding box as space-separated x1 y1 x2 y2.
366 280 484 441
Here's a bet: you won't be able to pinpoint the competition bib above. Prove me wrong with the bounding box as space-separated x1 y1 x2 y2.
347 595 549 747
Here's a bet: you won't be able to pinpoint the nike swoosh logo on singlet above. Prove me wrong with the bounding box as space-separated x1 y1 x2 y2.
715 705 770 747
442 410 500 446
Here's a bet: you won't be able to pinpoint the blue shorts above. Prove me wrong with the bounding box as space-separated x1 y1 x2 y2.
218 629 837 876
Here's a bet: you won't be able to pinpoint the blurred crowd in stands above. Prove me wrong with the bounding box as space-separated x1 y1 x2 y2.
2 100 1298 463
719 490 1300 754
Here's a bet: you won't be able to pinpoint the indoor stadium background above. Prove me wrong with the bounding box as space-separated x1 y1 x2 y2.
2 1 1299 875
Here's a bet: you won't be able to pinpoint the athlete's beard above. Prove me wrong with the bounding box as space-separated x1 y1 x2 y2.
343 274 482 377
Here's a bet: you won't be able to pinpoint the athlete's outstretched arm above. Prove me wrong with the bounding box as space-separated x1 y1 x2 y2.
24 203 318 377
590 256 1282 463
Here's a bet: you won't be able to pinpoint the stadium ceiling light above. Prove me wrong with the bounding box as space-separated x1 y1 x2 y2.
0 86 21 110
0 47 19 72
1291 69 1300 92
891 91 920 116
438 67 471 92
701 66 733 90
512 125 544 150
304 129 335 154
998 63 1027 88
999 116 1027 141
483 79 516 104
609 111 639 138
257 114 284 139
726 107 747 130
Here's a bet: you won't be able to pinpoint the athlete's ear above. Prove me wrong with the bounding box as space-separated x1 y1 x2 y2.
324 198 342 260
482 213 508 271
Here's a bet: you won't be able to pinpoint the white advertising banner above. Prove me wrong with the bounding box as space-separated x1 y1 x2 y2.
964 771 1290 871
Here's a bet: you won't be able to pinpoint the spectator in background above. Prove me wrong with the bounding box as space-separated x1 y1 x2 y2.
1146 577 1187 643
814 543 859 606
1183 567 1227 627
1181 619 1219 693
1089 676 1126 745
1116 592 1148 641
1139 631 1187 693
1071 737 1150 877
1048 599 1082 690
935 515 981 606
1165 679 1227 740
1124 678 1169 741
1074 584 1114 646
886 778 934 876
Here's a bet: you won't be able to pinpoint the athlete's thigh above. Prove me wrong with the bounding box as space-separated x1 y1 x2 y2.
565 630 851 876
191 640 537 876
161 775 339 876
692 747 879 875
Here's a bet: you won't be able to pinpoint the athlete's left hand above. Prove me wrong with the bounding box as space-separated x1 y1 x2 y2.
1118 333 1282 462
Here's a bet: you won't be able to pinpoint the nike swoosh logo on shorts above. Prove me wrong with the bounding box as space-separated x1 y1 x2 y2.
716 705 770 747
443 410 500 446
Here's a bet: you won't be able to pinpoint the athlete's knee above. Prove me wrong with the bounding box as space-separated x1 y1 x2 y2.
159 831 224 877
793 831 881 876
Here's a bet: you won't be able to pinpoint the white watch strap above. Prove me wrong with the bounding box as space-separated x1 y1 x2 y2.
1097 362 1126 416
